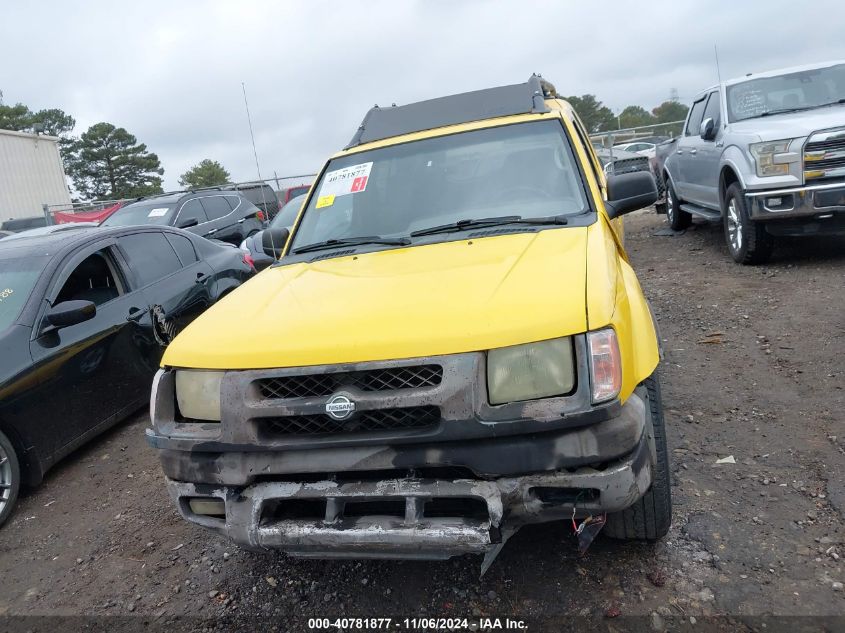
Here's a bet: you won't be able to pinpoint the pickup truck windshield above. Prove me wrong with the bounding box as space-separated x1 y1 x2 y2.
727 62 845 122
0 257 47 331
290 120 588 250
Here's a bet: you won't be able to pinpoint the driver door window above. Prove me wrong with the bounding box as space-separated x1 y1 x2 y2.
55 249 125 307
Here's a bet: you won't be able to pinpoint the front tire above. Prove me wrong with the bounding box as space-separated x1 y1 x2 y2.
604 372 672 541
666 178 691 230
0 430 21 528
723 183 773 265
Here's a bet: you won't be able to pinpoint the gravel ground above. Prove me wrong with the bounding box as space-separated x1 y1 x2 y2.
0 209 843 632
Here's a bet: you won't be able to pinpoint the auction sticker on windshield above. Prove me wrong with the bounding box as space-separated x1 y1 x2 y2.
316 162 372 207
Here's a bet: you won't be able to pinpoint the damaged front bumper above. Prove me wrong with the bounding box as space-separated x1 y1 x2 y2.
148 341 656 559
164 429 651 559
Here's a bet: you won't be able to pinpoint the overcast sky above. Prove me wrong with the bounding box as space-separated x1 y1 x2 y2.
2 0 843 190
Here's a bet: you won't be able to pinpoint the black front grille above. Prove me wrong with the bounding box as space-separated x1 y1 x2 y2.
257 365 443 400
259 406 441 437
612 157 650 175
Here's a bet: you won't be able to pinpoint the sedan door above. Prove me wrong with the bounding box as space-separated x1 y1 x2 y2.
116 230 214 358
26 240 154 459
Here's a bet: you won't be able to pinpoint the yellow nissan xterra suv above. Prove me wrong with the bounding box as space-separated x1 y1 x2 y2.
148 76 670 565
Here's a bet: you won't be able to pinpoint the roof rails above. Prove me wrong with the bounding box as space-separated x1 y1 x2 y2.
346 74 558 149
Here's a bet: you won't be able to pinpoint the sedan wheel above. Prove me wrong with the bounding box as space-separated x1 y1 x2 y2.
0 430 21 527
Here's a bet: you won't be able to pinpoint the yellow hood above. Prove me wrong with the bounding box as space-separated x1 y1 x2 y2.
163 229 589 369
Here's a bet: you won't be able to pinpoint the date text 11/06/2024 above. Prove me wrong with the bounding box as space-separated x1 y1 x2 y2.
307 617 529 630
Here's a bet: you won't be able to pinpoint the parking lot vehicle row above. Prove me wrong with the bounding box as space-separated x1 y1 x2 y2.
0 225 254 525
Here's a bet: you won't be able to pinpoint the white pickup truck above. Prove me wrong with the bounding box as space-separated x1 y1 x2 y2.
662 60 845 264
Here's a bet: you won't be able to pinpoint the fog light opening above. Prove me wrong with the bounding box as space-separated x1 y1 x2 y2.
187 497 226 517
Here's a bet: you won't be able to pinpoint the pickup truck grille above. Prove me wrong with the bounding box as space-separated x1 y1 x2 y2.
804 127 845 181
612 156 650 175
259 406 440 437
257 365 443 400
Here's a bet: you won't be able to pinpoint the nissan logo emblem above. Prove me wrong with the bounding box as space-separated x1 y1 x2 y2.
325 394 356 420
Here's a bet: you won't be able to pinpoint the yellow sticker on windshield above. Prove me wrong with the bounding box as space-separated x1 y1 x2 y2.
316 195 335 209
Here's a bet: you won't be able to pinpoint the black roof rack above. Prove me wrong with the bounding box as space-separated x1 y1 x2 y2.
345 74 557 149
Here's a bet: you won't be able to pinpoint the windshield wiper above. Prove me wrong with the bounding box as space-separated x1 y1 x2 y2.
758 99 845 118
410 214 568 238
292 235 411 254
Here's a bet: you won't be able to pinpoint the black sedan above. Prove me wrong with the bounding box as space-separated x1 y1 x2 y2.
239 194 305 270
0 225 254 526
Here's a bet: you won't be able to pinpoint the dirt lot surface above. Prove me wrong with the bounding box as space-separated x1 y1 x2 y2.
1 210 843 632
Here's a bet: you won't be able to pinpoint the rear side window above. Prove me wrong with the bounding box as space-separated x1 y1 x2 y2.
685 97 707 136
119 233 183 287
165 233 198 266
225 195 242 210
177 199 208 226
200 196 232 220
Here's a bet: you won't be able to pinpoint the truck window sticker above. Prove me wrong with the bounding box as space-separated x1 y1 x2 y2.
317 162 373 205
148 207 169 218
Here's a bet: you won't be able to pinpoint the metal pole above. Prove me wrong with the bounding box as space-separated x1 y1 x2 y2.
42 203 53 226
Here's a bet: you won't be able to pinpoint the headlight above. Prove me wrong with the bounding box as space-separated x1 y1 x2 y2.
587 328 622 403
749 140 793 177
487 337 575 405
175 370 224 421
239 239 249 250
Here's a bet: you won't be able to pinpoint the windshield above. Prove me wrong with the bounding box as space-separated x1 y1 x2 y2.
290 120 588 250
271 195 306 229
727 62 845 121
102 201 176 226
0 257 48 331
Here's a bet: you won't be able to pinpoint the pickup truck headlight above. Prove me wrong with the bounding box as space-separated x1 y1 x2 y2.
487 337 575 405
749 140 793 177
175 370 224 421
587 328 622 403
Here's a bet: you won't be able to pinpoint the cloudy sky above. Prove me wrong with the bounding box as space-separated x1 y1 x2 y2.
2 0 843 190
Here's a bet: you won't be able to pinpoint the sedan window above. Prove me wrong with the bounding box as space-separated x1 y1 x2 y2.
119 233 183 287
166 233 198 266
55 250 124 307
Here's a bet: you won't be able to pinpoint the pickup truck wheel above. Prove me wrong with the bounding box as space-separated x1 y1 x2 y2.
666 179 691 230
724 183 773 265
604 372 672 541
0 430 21 528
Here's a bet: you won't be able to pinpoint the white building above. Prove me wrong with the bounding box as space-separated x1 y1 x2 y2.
0 129 71 223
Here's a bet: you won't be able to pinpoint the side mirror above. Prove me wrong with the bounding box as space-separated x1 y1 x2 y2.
700 117 716 141
45 300 96 329
177 218 199 229
605 171 658 219
262 227 290 260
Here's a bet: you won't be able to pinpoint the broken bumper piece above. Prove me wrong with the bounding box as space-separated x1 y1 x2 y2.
164 426 653 560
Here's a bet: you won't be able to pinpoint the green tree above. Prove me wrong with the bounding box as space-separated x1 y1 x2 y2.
618 105 655 130
66 122 164 200
652 100 689 124
29 108 76 138
179 159 231 188
0 102 33 131
566 94 616 133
